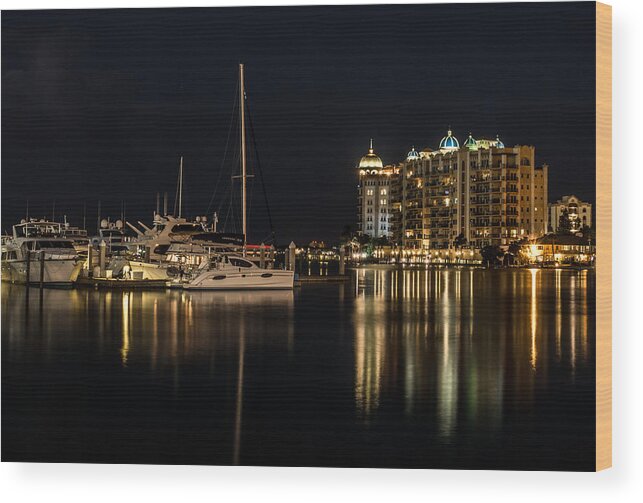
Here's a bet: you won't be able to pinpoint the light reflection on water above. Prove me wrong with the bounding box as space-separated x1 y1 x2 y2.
1 267 595 470
350 267 594 454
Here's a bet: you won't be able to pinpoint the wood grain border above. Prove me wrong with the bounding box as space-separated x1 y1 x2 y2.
595 1 612 472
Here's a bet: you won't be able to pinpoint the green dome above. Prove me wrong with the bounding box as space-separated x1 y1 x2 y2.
463 132 477 150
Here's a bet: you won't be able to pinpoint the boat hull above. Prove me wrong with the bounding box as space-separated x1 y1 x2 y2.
128 261 170 280
1 259 80 286
183 270 294 290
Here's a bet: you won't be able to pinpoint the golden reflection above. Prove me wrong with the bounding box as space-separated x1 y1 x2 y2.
555 269 562 361
121 292 130 367
581 270 588 362
151 298 158 369
354 289 384 415
438 269 458 438
529 269 538 370
570 274 577 372
353 268 390 415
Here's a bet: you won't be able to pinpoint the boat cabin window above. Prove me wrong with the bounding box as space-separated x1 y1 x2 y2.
33 241 75 250
153 244 171 255
1 251 18 260
229 257 253 268
170 224 200 233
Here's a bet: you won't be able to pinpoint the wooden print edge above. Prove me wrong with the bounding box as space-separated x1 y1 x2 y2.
595 1 612 472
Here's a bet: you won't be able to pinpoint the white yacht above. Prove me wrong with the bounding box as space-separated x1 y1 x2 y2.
182 253 294 290
1 220 81 286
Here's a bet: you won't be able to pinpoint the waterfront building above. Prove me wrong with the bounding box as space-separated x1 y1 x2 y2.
548 195 592 234
522 233 595 265
356 140 398 239
388 129 548 258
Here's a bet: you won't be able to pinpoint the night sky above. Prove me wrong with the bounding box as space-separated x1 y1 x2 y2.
2 2 596 245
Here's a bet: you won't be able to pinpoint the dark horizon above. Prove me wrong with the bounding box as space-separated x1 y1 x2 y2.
2 3 596 244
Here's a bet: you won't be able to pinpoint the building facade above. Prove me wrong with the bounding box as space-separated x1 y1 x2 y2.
392 130 549 255
548 195 592 234
522 233 595 265
356 140 397 239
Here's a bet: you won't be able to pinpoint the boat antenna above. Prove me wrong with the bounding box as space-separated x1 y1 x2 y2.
163 192 168 216
83 201 86 230
173 156 184 218
26 200 29 221
97 200 101 234
179 156 183 218
156 192 160 216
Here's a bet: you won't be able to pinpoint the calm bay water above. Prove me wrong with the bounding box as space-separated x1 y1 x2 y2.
1 267 595 470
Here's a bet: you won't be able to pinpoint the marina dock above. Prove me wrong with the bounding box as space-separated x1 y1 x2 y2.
296 275 349 284
75 277 169 289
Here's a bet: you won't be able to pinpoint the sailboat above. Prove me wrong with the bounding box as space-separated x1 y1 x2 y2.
181 64 294 290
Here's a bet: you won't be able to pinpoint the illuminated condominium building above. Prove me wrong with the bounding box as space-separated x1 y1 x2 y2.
356 139 397 238
357 129 549 253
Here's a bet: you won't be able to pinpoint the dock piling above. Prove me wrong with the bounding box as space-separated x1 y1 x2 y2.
260 243 266 269
87 243 94 277
287 241 296 272
26 248 31 286
39 251 45 289
99 240 106 278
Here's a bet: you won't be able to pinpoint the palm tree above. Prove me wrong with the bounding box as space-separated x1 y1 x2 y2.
480 245 503 268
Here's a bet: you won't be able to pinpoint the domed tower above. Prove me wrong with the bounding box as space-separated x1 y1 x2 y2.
406 146 420 162
358 138 384 170
356 139 392 240
463 132 477 150
439 128 460 152
494 134 505 148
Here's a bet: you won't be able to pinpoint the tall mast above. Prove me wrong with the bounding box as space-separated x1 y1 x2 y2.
178 156 184 218
240 63 247 254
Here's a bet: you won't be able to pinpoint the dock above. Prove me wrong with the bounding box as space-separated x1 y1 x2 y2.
295 275 350 285
75 277 169 289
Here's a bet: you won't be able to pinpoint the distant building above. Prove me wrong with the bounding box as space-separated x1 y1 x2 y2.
390 129 549 256
522 233 595 265
548 195 592 234
356 140 397 239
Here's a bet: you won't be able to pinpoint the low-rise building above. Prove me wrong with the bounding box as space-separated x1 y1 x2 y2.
522 233 595 265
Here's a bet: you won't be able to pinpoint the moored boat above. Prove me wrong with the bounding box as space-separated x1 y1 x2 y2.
1 220 81 287
182 253 294 290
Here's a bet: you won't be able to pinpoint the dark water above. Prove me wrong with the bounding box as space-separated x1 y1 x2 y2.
1 267 595 470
